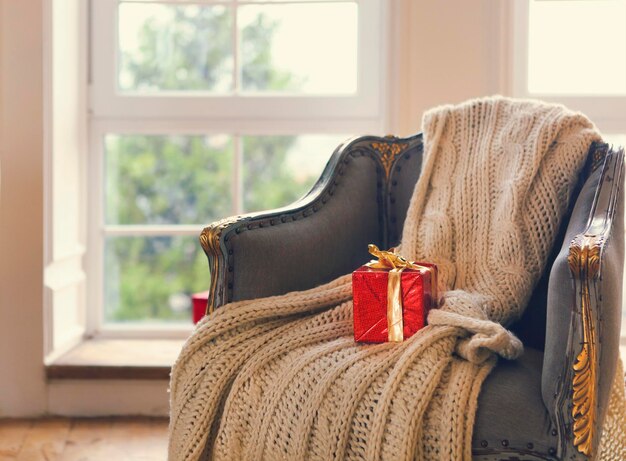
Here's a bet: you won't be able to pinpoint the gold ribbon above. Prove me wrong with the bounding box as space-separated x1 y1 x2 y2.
365 244 437 342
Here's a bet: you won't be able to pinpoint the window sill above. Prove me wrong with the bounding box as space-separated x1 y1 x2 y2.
45 339 184 380
46 340 626 382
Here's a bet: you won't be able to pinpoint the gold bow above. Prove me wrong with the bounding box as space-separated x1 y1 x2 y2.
365 244 437 342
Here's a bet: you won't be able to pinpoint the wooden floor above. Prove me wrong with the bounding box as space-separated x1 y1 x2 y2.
0 418 168 461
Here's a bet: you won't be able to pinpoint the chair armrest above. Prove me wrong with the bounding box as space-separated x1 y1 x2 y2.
543 144 624 459
199 134 424 312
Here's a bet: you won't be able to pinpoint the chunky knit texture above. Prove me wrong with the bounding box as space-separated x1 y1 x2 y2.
169 97 616 460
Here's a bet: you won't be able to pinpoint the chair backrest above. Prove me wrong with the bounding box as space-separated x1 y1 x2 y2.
388 139 606 351
210 133 607 333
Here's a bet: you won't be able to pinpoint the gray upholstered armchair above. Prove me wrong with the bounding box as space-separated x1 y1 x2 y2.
199 134 624 460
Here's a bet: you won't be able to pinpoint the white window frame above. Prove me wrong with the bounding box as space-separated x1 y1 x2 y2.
513 0 626 344
512 1 626 133
90 0 383 120
88 0 388 338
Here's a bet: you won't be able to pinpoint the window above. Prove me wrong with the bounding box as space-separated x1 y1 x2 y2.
513 1 626 126
514 0 626 331
89 0 386 335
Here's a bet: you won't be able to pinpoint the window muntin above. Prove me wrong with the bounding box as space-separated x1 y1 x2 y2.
90 0 384 332
117 1 359 95
105 134 234 225
241 134 344 212
104 235 204 324
98 133 348 326
91 0 381 120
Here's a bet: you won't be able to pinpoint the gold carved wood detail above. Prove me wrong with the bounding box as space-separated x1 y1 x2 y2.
370 141 410 179
567 234 602 457
565 146 623 458
200 216 245 315
591 144 608 173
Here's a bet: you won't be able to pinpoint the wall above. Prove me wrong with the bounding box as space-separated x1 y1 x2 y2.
44 0 87 356
0 0 47 416
388 0 510 136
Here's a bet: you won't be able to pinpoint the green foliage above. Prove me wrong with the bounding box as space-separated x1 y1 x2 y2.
106 135 233 225
240 14 301 92
104 135 233 323
106 8 320 323
120 5 233 91
243 136 314 212
105 235 207 322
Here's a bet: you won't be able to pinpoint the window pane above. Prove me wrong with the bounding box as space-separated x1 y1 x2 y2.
118 2 233 92
528 0 626 95
105 134 233 225
242 134 346 212
104 235 206 324
239 3 357 94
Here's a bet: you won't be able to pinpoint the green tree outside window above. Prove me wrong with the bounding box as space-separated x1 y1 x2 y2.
106 5 326 323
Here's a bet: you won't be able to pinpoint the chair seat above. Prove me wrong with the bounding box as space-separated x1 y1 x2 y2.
472 347 557 460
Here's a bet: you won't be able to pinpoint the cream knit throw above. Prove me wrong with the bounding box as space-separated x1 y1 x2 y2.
169 97 619 460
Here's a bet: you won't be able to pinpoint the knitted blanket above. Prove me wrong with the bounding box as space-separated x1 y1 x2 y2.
169 97 614 460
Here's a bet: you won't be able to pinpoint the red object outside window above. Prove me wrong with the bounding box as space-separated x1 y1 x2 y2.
192 291 209 324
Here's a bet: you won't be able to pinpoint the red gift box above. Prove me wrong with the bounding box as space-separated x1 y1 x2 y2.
192 291 209 324
352 246 437 343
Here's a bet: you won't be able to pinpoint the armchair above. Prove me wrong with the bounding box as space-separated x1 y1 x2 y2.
199 134 624 460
